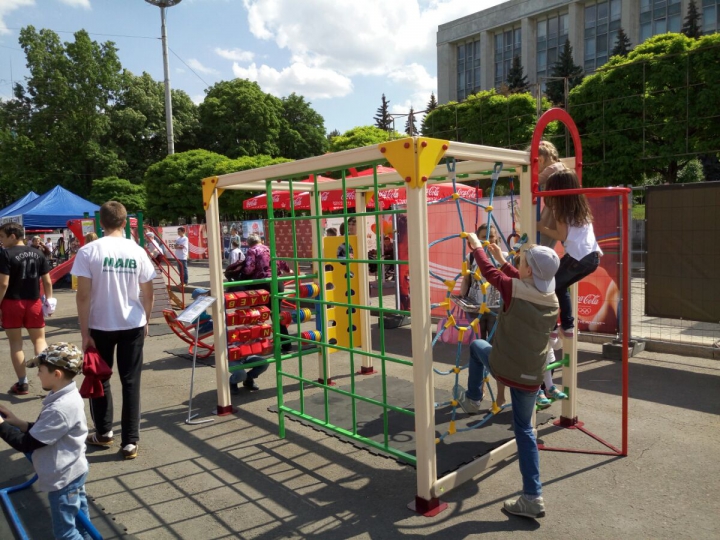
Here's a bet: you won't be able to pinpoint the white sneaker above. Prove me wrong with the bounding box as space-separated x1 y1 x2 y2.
503 495 545 518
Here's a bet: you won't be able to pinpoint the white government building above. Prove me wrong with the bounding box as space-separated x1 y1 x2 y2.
437 0 715 103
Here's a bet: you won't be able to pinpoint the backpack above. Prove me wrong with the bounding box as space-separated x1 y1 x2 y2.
224 259 245 281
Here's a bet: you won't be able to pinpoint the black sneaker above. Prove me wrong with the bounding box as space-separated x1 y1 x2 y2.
9 382 29 395
243 379 259 391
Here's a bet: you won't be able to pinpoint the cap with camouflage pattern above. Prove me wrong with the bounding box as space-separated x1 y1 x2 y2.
26 342 83 374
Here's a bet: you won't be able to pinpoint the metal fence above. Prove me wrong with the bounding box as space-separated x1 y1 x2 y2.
630 186 720 349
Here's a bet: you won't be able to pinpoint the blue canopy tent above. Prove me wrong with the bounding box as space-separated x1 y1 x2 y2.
3 186 100 229
0 192 39 218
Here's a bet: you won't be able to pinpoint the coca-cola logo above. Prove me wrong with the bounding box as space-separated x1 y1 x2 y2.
577 281 604 319
246 198 258 207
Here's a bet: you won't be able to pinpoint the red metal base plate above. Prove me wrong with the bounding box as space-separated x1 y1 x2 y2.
216 404 234 416
317 378 337 386
407 496 448 517
358 366 377 375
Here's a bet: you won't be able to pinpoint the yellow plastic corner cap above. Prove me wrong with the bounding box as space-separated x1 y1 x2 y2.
416 138 449 189
379 138 416 188
202 176 224 209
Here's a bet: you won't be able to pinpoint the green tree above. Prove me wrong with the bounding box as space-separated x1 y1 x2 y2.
611 27 632 57
329 126 394 152
277 93 327 159
421 101 458 139
107 71 199 184
373 94 393 131
405 107 417 136
426 92 438 112
569 33 702 185
89 176 147 214
2 26 124 195
0 93 35 204
421 90 557 146
507 56 529 93
546 39 584 106
143 149 290 221
677 158 704 183
198 79 283 158
699 154 720 181
682 0 702 39
458 90 557 148
326 129 341 142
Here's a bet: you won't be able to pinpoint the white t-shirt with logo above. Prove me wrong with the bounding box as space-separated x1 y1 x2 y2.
71 236 156 331
175 235 188 261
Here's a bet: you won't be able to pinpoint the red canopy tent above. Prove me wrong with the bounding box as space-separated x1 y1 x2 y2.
366 182 482 208
242 168 482 211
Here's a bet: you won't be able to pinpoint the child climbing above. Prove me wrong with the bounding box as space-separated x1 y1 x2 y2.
459 223 503 340
541 169 602 338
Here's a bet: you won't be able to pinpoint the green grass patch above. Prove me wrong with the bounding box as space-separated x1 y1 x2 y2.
632 204 645 220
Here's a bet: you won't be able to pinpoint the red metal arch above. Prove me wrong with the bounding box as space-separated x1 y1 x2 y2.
530 108 583 198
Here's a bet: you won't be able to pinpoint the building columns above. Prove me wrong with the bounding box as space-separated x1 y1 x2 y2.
623 0 641 49
568 1 584 69
480 30 493 92
521 16 537 87
437 42 454 104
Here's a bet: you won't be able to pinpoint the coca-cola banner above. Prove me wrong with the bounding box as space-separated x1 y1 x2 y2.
571 196 620 335
160 225 208 260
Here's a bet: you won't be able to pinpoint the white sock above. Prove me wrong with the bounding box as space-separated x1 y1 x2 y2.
523 494 542 501
543 369 554 390
103 431 113 439
18 377 28 385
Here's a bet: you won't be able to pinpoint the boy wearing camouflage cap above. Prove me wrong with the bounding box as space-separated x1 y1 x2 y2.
0 343 91 539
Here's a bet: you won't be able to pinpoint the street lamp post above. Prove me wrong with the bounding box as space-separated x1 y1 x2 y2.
145 0 182 155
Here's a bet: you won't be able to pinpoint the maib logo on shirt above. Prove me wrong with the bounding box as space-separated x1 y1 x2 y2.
102 257 138 273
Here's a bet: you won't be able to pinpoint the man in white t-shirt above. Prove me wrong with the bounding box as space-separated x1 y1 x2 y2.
72 201 155 460
174 226 189 285
228 239 244 266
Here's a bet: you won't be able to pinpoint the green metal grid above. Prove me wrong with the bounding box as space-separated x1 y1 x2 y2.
264 163 417 465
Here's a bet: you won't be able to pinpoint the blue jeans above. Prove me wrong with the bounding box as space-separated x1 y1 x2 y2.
48 472 91 540
466 339 542 497
555 251 600 329
177 260 189 284
229 355 269 385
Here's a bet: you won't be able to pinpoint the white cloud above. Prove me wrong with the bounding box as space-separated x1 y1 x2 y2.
215 47 254 62
191 93 205 105
175 68 185 74
187 58 220 76
232 61 352 99
242 0 504 76
58 0 91 8
239 0 502 105
388 63 436 93
0 0 34 35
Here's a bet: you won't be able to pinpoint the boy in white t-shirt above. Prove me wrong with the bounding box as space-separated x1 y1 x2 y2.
0 342 91 539
174 226 189 284
72 201 156 460
228 239 244 266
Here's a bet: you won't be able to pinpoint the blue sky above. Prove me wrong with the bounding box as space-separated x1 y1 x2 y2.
0 0 504 133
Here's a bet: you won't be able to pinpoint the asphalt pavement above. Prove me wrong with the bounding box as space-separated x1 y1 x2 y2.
0 264 718 539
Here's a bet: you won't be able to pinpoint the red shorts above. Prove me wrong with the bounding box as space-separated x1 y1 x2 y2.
1 299 45 329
